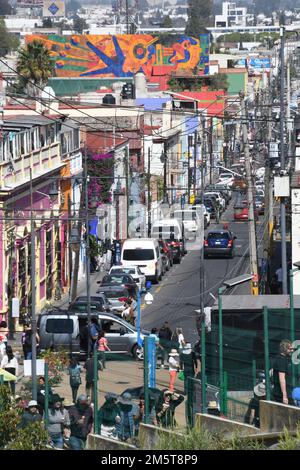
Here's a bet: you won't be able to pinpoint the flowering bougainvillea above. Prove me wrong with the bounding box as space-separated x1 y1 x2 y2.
88 152 114 206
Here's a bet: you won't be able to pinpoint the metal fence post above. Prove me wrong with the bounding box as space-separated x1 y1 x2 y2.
223 371 228 416
290 269 296 388
44 363 49 429
93 349 99 434
143 337 149 424
201 320 206 414
252 359 257 389
263 306 271 401
218 287 224 413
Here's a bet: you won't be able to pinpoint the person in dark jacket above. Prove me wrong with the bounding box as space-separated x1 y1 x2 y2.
156 390 184 428
158 322 173 368
181 343 197 395
47 394 70 449
37 376 53 412
97 393 120 437
69 394 93 450
20 400 43 428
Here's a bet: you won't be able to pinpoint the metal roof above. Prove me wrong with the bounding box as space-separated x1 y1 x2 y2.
212 295 300 311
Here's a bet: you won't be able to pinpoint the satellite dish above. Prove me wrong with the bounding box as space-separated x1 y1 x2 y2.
41 86 56 101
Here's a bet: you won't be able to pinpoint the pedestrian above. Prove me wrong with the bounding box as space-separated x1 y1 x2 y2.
121 301 132 322
37 376 54 412
158 322 173 369
136 393 157 433
244 381 266 428
22 324 40 360
128 295 137 325
97 393 120 438
168 349 180 392
156 390 184 428
47 394 70 449
19 400 43 429
69 394 94 450
98 331 110 369
89 317 101 351
115 393 139 442
275 266 283 294
0 345 18 395
84 352 102 401
0 321 8 353
272 339 294 405
68 357 82 403
181 342 197 395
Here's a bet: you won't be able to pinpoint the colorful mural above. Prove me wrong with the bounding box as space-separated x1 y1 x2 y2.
26 34 210 78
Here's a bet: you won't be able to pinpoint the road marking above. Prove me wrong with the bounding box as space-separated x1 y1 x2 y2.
141 303 146 309
155 285 162 293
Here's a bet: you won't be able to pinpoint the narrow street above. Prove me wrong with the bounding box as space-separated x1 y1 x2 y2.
141 199 266 343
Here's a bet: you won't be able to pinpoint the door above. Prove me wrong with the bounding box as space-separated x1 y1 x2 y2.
101 319 131 353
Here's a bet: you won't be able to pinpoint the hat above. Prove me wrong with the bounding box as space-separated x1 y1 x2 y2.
49 394 64 404
105 392 118 401
169 349 179 356
118 392 133 405
77 394 88 403
182 343 192 354
28 400 38 408
207 401 219 409
254 382 266 397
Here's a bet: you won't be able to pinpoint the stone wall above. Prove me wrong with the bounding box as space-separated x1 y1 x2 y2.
260 401 300 433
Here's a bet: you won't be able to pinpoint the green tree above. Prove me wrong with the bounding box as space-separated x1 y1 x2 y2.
73 16 88 33
185 0 213 37
0 18 19 58
162 15 173 28
0 0 12 15
16 40 54 96
209 73 228 91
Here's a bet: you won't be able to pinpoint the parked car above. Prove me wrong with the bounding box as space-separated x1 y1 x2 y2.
69 295 111 313
38 311 147 359
173 209 199 239
109 265 146 292
121 238 164 283
204 230 236 259
204 192 226 211
151 218 185 261
158 239 174 272
98 273 138 299
192 204 210 228
255 196 265 215
203 197 218 219
96 285 130 314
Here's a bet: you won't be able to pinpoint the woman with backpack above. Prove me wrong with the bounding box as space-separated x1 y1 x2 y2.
68 357 82 403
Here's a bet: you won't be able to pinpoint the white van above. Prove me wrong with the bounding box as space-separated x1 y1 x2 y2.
151 218 182 241
173 210 198 239
121 238 163 283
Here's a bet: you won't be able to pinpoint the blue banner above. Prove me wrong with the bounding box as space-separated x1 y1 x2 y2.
148 336 156 388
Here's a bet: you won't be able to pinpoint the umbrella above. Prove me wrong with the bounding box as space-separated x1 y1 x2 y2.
0 368 17 382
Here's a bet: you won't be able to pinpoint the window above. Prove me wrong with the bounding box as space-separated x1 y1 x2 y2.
46 318 74 334
208 232 230 240
123 249 154 261
102 320 127 334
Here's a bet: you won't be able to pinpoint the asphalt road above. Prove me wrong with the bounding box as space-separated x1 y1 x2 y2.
141 197 267 344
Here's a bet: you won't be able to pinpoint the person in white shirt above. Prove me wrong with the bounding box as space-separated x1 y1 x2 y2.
0 345 18 395
168 349 179 392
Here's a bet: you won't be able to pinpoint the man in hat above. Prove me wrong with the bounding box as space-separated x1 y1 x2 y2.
47 394 70 449
115 393 139 442
168 349 180 392
20 400 43 429
97 393 120 438
156 390 184 428
69 394 93 450
244 381 266 428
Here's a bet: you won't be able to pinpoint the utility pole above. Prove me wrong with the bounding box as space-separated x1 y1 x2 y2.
125 0 129 34
147 147 151 237
200 114 205 322
187 135 192 203
163 141 168 204
84 145 92 357
263 89 273 292
280 25 288 294
30 168 37 400
209 118 213 185
193 130 197 198
240 94 259 295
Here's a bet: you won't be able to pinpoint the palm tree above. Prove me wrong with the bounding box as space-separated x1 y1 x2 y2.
16 41 54 96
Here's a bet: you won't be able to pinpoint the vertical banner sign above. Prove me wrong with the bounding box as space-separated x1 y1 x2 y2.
148 336 156 388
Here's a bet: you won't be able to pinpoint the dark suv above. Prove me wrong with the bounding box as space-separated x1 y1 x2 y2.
204 230 236 258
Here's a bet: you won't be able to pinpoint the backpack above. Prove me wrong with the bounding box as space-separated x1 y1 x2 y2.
69 367 82 387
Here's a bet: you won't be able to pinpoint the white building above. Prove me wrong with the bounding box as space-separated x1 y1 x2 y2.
215 2 252 28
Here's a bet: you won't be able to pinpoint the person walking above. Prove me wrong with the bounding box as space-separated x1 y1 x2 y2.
272 339 294 405
168 349 180 392
158 322 173 369
0 345 18 395
68 357 82 403
47 394 70 449
98 331 110 370
22 324 40 360
89 317 101 352
69 395 94 450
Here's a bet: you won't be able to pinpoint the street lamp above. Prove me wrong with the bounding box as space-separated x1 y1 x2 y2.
218 273 253 414
289 261 300 387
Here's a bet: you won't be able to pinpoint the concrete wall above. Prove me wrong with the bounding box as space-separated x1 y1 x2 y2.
138 423 183 450
260 401 300 433
195 414 259 438
86 434 136 450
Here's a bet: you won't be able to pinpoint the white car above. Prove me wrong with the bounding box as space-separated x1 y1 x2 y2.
218 173 234 187
204 192 226 211
109 265 146 292
203 206 211 227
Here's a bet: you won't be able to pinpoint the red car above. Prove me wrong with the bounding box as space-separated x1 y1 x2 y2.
234 200 258 221
158 239 174 271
